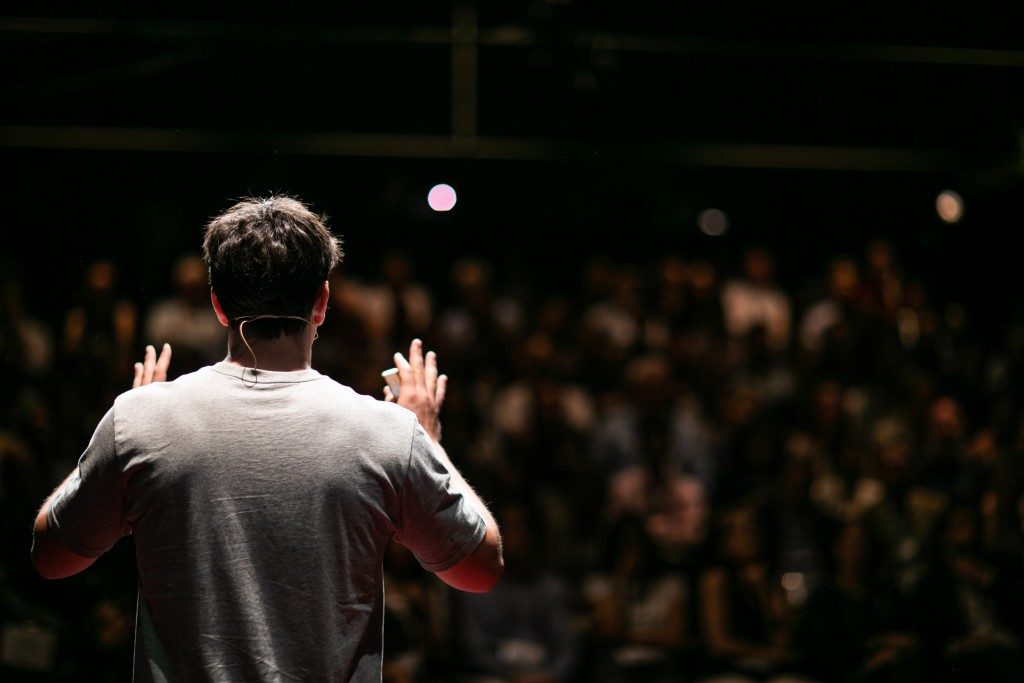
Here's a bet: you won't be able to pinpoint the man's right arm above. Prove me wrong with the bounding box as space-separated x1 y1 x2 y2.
427 440 503 593
387 339 503 593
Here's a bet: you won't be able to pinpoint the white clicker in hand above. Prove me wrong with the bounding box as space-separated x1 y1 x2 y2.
381 367 401 398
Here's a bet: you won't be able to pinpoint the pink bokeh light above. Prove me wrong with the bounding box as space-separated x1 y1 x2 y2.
427 184 457 212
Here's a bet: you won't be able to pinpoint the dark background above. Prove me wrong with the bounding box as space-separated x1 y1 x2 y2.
4 5 1024 681
2 4 1023 324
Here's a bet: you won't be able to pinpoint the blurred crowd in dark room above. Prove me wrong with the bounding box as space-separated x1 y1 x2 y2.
4 236 1024 682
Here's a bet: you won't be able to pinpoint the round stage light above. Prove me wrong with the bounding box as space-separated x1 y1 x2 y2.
936 190 963 224
428 184 457 212
697 208 729 236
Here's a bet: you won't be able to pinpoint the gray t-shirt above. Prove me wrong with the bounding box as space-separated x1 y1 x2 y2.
47 361 487 682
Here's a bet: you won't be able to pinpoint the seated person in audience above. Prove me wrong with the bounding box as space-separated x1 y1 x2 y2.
584 516 689 682
458 502 577 682
698 504 811 683
914 500 1024 682
800 521 920 683
721 248 791 352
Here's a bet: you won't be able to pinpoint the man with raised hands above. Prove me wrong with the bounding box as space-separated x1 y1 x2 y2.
31 195 502 682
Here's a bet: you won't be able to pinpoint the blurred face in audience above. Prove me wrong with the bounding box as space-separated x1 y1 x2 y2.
382 252 411 285
522 333 557 377
866 241 895 275
967 429 998 466
720 507 761 564
452 258 491 304
743 248 774 285
928 397 964 441
829 258 860 301
661 256 688 289
627 356 673 411
688 260 716 299
723 384 760 426
584 258 616 299
537 298 568 335
86 260 116 294
173 256 208 306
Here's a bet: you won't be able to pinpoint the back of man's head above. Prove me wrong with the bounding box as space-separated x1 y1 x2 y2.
203 196 342 340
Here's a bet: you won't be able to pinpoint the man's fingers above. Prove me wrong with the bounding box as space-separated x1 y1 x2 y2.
142 345 156 384
424 350 438 397
394 351 412 388
383 386 395 402
133 362 143 389
154 343 172 382
409 338 425 386
435 374 447 408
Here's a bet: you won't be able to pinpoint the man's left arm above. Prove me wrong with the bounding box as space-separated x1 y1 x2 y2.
32 343 171 579
31 472 98 579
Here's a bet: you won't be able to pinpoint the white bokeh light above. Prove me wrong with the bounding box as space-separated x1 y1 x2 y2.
427 184 457 212
697 208 729 236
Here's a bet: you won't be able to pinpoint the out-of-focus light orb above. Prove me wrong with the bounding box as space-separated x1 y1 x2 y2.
427 184 457 212
781 572 805 592
936 190 963 223
697 208 729 236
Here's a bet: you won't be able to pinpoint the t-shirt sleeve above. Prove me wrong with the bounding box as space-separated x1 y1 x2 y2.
46 406 130 558
393 422 487 573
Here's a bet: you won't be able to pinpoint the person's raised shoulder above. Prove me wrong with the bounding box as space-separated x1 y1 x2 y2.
112 366 208 425
311 381 420 449
318 379 415 420
360 390 420 436
115 371 177 406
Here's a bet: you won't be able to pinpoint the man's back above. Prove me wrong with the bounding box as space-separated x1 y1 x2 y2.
47 362 486 681
34 196 501 681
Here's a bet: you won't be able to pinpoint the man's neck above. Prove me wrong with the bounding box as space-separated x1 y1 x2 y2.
225 330 314 372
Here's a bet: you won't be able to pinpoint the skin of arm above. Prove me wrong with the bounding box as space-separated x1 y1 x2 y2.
31 343 171 580
31 471 97 579
428 439 504 592
387 339 504 593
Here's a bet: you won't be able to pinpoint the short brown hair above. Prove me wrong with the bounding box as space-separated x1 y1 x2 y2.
203 196 342 339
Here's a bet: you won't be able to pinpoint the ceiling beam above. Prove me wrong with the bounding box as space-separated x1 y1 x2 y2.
0 125 970 171
0 17 532 47
3 17 1024 67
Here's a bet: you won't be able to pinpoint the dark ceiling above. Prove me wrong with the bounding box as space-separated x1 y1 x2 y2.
2 4 1023 169
2 4 1023 324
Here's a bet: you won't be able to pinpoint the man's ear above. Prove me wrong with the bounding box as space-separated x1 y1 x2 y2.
311 281 329 326
210 289 230 327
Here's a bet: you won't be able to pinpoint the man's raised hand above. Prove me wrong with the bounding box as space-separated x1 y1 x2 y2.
384 339 447 443
132 343 172 388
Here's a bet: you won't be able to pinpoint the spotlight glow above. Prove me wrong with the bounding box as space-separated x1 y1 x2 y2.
428 184 457 212
936 190 963 223
697 208 729 236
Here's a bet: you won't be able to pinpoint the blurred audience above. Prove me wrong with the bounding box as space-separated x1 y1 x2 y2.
6 239 1024 682
144 254 223 373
